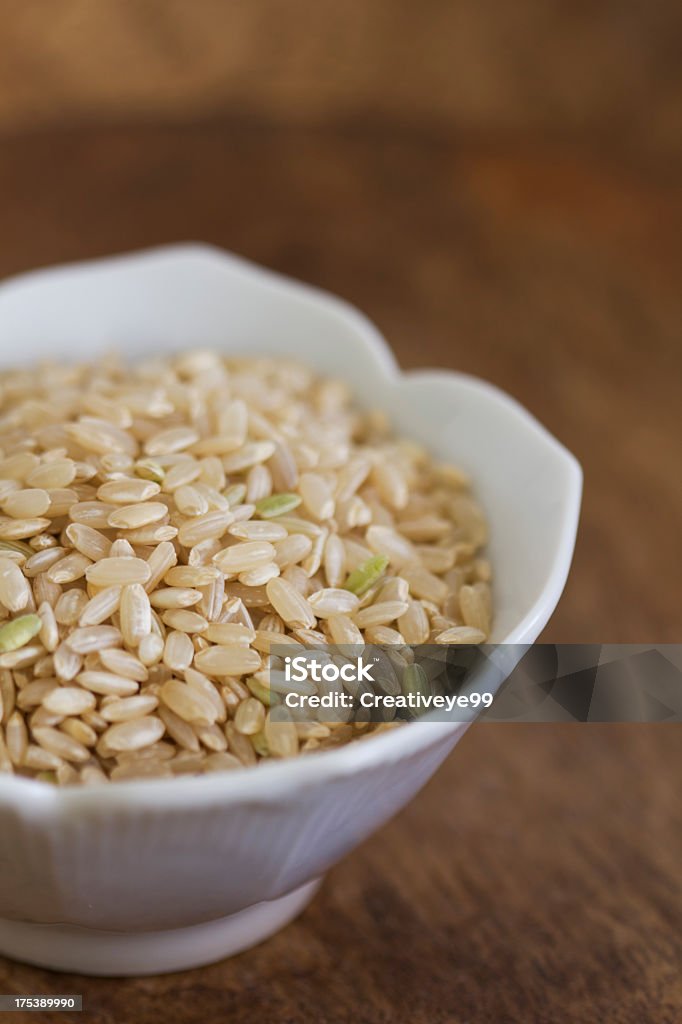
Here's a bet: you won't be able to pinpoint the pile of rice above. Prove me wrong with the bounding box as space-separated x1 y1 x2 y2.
0 351 491 784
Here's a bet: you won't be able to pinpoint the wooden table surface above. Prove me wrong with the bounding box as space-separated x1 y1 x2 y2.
0 116 680 1023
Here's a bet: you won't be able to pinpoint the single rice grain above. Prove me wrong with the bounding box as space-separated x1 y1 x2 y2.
101 715 166 752
162 631 195 672
265 578 316 629
85 557 151 587
193 644 261 677
42 687 97 716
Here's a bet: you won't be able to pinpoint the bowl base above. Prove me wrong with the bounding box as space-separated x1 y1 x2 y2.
0 878 321 976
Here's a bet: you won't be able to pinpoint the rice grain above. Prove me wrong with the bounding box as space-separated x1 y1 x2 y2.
97 478 161 504
2 489 51 519
33 726 90 763
193 644 261 677
77 670 139 697
101 716 165 752
120 584 152 647
85 557 152 587
213 541 275 574
0 557 32 611
160 679 218 726
42 687 97 716
162 631 195 672
66 625 122 654
78 586 122 627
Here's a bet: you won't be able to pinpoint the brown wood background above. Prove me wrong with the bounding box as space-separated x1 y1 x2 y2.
0 3 680 1021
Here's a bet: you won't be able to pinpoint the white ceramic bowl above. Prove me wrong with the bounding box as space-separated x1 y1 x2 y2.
0 246 581 975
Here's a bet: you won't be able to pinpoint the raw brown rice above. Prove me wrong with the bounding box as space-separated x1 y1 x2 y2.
0 351 492 784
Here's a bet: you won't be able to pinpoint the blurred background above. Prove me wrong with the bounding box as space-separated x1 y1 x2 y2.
1 1 680 146
0 5 681 1022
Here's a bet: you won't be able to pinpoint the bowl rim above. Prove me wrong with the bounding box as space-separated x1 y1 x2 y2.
0 244 582 812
